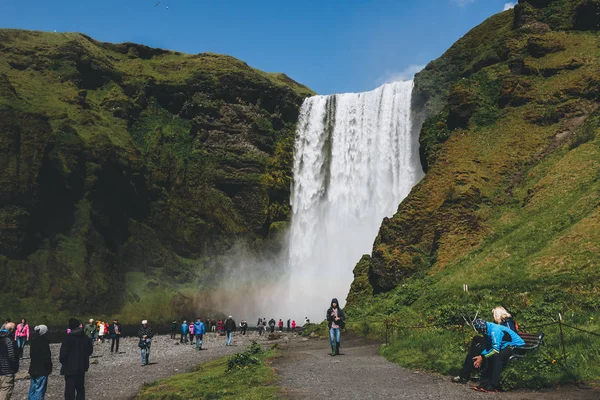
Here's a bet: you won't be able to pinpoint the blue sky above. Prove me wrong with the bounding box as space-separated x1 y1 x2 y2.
1 0 516 94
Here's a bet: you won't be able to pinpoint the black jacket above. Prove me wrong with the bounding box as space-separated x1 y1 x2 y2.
137 325 153 339
59 329 93 376
108 323 122 336
224 319 236 332
326 298 346 329
29 333 52 377
0 330 19 375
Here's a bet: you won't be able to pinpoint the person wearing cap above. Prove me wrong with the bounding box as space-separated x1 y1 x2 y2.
326 298 346 356
193 318 206 350
108 319 122 353
83 320 96 342
470 318 524 392
0 322 18 400
28 325 52 399
224 316 236 346
137 320 153 366
60 318 93 400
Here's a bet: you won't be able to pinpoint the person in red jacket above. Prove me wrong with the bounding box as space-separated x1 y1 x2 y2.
291 320 297 331
278 319 284 332
217 319 223 333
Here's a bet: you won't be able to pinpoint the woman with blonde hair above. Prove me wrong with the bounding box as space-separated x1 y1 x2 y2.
492 306 517 332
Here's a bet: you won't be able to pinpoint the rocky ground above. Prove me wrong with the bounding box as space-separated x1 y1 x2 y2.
11 331 278 400
273 334 600 400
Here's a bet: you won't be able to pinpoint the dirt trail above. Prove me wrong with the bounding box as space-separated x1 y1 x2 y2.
273 334 599 400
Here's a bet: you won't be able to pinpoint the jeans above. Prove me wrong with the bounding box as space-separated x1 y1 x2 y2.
181 333 188 344
64 373 85 400
329 327 340 348
226 331 233 345
0 374 15 400
141 344 151 365
195 334 203 349
110 336 120 352
16 337 26 358
28 375 48 400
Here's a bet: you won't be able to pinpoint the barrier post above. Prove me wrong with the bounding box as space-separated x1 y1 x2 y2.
385 319 388 345
558 313 567 362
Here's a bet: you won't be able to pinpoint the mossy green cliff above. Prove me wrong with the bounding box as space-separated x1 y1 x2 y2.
347 0 600 387
0 29 314 324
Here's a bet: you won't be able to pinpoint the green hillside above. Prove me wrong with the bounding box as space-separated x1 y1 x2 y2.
0 29 314 324
346 0 600 389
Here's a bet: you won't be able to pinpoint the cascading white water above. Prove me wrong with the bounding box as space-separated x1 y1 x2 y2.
286 80 424 321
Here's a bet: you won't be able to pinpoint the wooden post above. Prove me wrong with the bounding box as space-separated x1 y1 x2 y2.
385 319 389 345
558 313 567 362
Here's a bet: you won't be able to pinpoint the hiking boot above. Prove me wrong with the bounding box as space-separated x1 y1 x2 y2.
331 345 336 356
473 384 498 393
452 376 468 384
335 342 340 355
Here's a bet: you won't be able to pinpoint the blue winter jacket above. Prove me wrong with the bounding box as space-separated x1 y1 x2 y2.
481 322 525 358
181 323 189 334
194 321 205 335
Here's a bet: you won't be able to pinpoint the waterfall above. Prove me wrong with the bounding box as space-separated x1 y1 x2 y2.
286 80 423 321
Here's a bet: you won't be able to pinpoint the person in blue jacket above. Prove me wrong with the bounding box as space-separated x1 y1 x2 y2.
193 318 206 350
471 318 524 392
180 320 189 344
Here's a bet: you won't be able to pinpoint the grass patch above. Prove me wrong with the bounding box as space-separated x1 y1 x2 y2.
138 344 280 400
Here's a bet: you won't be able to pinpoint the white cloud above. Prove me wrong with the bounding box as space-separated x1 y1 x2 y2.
376 65 425 85
452 0 476 7
503 2 517 10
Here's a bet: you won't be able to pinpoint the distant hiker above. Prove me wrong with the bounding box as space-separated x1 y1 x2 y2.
304 317 310 325
224 316 236 346
60 318 93 400
15 319 29 359
469 318 524 392
97 321 106 343
326 298 346 356
262 320 267 335
211 319 216 332
217 319 223 333
170 320 177 339
278 319 283 332
287 319 291 332
109 319 122 353
137 320 153 366
240 320 247 335
28 325 52 400
291 320 296 331
194 318 205 350
268 318 276 333
180 321 189 344
0 322 18 400
452 307 518 384
188 323 195 345
257 318 262 327
83 320 96 342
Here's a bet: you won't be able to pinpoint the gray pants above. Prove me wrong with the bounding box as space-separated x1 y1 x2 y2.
0 375 15 400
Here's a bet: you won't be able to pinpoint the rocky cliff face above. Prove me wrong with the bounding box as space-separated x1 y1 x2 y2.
0 30 313 323
347 0 600 318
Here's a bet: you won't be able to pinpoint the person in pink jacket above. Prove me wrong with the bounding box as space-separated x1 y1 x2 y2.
15 318 29 359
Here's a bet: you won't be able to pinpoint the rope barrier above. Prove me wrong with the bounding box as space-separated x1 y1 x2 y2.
561 323 600 337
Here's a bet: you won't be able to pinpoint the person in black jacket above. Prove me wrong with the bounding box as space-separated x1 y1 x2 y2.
28 325 52 400
326 298 346 356
224 316 236 346
0 322 18 400
108 320 122 353
60 318 93 400
268 318 276 333
137 320 153 366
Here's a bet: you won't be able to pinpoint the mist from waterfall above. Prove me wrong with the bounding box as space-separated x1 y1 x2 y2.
282 80 424 321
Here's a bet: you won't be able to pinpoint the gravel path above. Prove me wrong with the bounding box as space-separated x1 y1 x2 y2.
274 334 600 400
11 331 277 400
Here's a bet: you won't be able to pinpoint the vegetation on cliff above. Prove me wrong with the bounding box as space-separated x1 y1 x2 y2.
347 0 600 388
0 29 314 324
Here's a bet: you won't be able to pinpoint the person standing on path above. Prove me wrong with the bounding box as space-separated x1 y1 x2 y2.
224 316 236 346
193 318 205 350
28 325 52 400
240 320 247 335
268 318 276 333
97 321 105 343
137 320 153 366
0 322 18 400
291 320 296 332
14 319 29 359
170 321 177 340
108 319 121 353
188 323 195 346
82 320 95 343
287 319 291 332
217 319 223 333
60 318 93 400
326 298 346 356
278 319 284 332
180 321 188 344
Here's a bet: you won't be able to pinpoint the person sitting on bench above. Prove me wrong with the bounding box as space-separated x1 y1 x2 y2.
452 306 517 384
471 318 525 392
